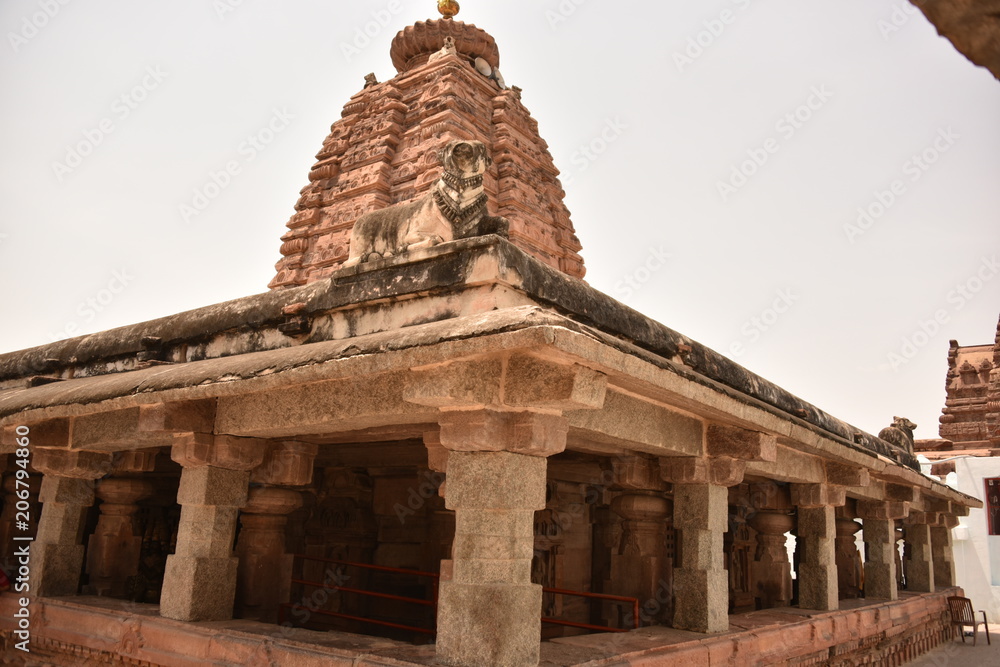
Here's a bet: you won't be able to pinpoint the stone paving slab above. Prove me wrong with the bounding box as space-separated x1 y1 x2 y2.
906 624 1000 666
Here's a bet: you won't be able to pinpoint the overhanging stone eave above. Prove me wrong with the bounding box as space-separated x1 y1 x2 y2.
0 306 975 509
0 236 928 475
0 307 570 429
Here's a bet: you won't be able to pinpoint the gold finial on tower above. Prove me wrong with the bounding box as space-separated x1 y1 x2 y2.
437 0 460 19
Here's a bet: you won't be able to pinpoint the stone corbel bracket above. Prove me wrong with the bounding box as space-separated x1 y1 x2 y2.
661 424 777 488
406 351 608 470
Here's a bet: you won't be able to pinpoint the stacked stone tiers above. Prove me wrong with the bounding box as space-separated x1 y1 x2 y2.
270 19 584 289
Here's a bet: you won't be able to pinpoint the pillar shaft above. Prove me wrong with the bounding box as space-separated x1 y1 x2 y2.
234 487 302 622
610 493 672 626
33 476 95 597
906 522 934 593
930 525 956 588
834 519 863 599
672 483 729 633
796 506 838 611
437 449 547 667
748 511 794 609
160 465 250 621
863 518 898 600
85 478 153 598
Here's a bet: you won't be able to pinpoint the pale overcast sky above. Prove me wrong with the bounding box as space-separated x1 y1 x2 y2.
0 0 997 441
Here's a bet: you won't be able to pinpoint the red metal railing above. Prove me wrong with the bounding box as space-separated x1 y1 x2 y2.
541 587 640 633
279 554 641 637
278 554 439 636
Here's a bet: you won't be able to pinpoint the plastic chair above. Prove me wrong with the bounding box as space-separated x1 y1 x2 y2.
947 596 991 646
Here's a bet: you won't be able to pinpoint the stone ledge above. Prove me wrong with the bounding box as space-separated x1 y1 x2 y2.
0 589 960 667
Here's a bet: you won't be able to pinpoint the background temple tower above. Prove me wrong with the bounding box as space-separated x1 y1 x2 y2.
270 14 585 289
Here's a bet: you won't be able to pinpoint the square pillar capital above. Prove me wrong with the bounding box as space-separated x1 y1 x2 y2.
33 449 113 480
857 500 910 521
250 441 318 486
791 483 846 509
170 433 266 470
613 455 667 491
438 409 567 458
661 456 745 487
905 511 941 526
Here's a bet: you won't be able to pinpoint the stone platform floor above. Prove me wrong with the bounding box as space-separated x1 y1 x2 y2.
0 591 957 666
905 623 1000 666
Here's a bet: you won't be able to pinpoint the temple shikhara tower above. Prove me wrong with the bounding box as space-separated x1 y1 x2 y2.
0 4 983 667
270 12 584 288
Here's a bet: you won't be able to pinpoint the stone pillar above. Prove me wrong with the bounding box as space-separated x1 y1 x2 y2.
748 511 794 609
404 354 608 665
858 501 909 601
31 449 113 597
795 510 833 610
609 456 671 626
435 410 566 667
834 517 863 599
234 440 317 622
904 515 935 593
662 456 745 633
791 484 843 611
931 519 957 588
85 478 154 597
234 487 303 621
160 434 265 622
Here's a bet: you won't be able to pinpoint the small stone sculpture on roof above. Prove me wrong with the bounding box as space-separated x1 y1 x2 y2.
879 416 917 456
343 140 508 267
429 36 457 63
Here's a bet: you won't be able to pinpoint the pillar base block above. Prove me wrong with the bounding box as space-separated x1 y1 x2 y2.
436 581 542 667
33 543 85 597
160 555 239 621
864 562 898 601
672 568 728 633
798 563 838 611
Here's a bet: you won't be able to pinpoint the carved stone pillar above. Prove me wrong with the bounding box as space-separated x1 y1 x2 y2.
159 434 265 622
931 518 957 588
83 449 158 599
235 441 317 622
748 511 794 609
610 456 671 626
661 456 745 633
791 484 843 611
834 517 863 599
405 353 607 666
858 501 909 601
434 410 566 667
235 487 302 621
32 449 113 597
85 478 155 597
904 515 935 593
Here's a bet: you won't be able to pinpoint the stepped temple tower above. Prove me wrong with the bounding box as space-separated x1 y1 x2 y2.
0 4 981 666
270 11 584 288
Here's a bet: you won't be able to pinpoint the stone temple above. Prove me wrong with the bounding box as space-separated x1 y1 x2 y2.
0 5 982 667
